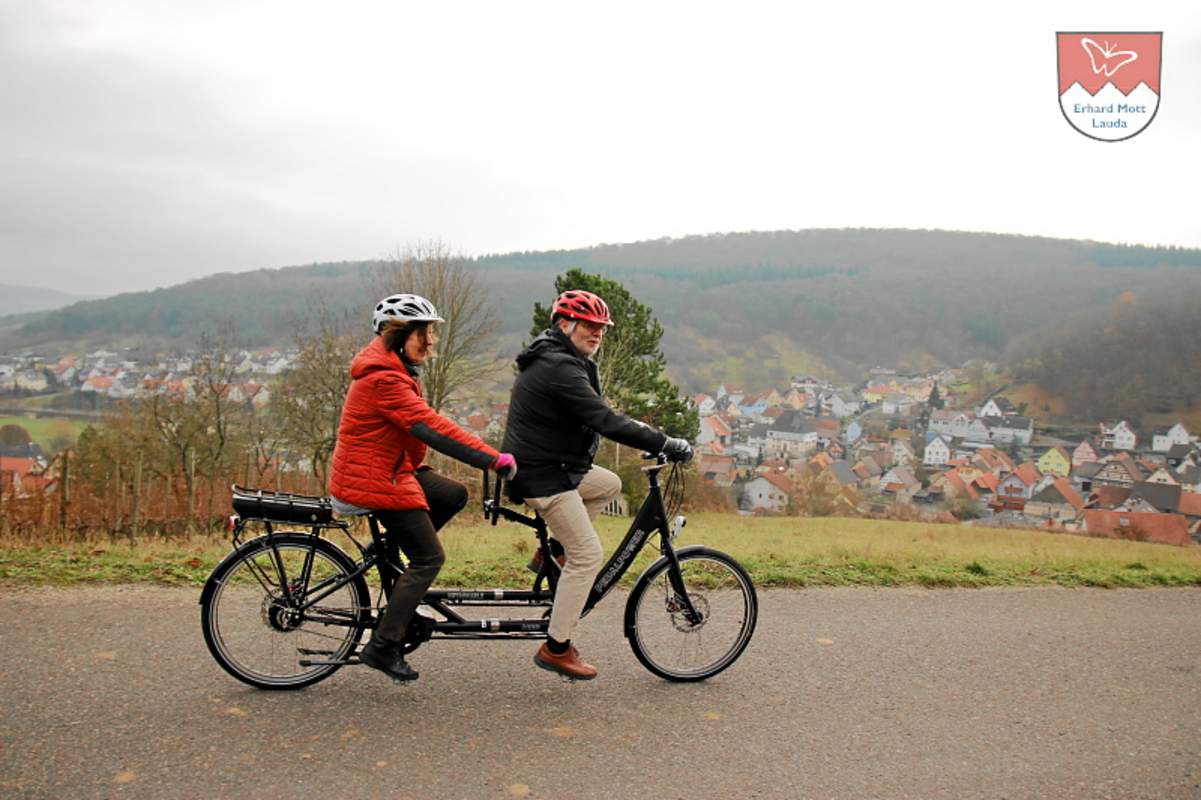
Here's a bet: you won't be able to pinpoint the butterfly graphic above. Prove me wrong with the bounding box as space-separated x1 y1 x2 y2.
1081 38 1139 77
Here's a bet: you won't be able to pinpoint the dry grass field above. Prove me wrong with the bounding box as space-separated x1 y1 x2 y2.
3 513 1200 588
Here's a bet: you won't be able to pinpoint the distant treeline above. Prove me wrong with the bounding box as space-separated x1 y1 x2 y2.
6 229 1201 410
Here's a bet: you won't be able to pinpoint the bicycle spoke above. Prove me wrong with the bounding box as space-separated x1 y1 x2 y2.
628 551 757 681
203 537 369 688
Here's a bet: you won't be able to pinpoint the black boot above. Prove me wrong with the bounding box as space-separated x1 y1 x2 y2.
359 636 418 682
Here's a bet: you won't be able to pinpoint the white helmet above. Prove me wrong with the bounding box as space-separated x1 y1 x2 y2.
372 293 444 334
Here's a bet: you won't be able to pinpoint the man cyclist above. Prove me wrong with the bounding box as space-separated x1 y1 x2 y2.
502 289 692 680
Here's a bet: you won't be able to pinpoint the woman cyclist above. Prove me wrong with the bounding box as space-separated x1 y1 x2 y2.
329 293 516 682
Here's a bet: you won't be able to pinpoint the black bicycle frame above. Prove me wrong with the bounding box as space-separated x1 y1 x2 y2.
228 459 701 655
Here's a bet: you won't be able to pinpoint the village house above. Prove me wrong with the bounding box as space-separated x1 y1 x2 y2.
993 462 1043 510
1120 482 1182 515
764 410 819 459
821 390 861 419
693 394 716 415
929 409 975 439
897 379 935 403
977 395 1017 418
1081 510 1191 547
1166 443 1195 469
923 434 954 468
697 414 732 449
983 415 1034 445
1099 420 1138 451
860 384 893 404
741 472 791 514
1071 461 1105 495
827 460 860 489
781 388 807 409
881 393 916 417
1152 422 1191 452
1177 465 1201 494
878 465 920 503
790 375 823 392
1144 466 1179 486
1024 477 1085 523
972 446 1015 475
737 392 770 418
965 417 993 444
697 453 737 487
1037 446 1072 477
891 439 916 466
1072 439 1101 467
1092 454 1145 488
852 455 885 484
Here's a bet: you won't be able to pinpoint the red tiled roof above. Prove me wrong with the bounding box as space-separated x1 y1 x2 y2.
946 472 979 500
1014 462 1042 486
0 456 36 477
1051 477 1085 511
1087 486 1132 509
973 472 1000 493
760 472 793 493
1177 492 1201 517
705 415 731 437
815 418 841 434
1082 510 1191 546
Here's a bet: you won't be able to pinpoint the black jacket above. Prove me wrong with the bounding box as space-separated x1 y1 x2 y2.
501 328 668 499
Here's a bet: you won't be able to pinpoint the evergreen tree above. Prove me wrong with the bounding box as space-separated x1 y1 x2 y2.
531 269 699 440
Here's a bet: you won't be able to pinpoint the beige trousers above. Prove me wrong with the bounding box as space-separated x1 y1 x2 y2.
524 465 622 643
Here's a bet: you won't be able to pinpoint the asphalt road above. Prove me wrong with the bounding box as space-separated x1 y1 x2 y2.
2 586 1200 800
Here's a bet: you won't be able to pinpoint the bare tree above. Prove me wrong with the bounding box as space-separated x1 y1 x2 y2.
365 241 501 411
271 305 357 487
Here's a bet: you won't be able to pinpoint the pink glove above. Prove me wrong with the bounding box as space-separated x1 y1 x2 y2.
494 453 517 480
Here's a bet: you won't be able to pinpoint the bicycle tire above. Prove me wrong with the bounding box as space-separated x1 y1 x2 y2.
201 533 371 690
625 546 757 682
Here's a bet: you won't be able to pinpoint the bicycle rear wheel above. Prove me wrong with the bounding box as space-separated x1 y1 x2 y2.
625 546 757 682
201 533 371 690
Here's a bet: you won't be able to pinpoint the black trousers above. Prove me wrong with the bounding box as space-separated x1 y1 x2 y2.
373 469 469 644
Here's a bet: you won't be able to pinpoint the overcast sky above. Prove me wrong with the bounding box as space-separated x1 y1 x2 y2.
2 1 1199 297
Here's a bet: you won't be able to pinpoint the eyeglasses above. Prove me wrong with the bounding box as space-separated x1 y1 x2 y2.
578 321 609 335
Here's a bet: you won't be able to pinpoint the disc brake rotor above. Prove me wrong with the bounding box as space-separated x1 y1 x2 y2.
666 592 709 632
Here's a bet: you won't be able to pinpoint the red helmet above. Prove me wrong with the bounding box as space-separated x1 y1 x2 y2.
552 290 613 326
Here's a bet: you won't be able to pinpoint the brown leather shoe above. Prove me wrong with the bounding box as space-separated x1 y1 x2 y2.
534 643 597 680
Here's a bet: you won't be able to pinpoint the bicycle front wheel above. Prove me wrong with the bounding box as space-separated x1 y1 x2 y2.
201 533 371 690
625 546 757 682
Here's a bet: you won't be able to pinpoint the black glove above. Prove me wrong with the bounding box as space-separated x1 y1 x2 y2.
662 437 693 463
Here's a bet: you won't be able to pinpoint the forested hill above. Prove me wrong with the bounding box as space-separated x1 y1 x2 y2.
4 228 1201 398
0 284 94 317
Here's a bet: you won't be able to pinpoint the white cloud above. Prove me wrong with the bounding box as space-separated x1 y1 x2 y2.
1 1 1198 295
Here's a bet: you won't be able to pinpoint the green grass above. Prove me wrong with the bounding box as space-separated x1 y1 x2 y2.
2 513 1200 589
0 415 87 451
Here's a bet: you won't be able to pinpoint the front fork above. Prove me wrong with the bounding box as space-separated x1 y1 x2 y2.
660 516 703 625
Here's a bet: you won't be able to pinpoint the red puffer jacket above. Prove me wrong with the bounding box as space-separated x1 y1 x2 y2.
329 337 499 511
